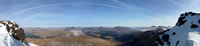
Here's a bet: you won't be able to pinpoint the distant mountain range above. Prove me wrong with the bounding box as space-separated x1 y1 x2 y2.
24 26 170 46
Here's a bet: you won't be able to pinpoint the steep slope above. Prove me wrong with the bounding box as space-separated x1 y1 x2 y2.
0 21 37 46
0 23 24 46
155 12 200 46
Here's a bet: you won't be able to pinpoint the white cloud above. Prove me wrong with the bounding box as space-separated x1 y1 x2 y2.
169 0 200 12
24 12 43 21
9 2 131 17
169 0 186 9
111 0 144 11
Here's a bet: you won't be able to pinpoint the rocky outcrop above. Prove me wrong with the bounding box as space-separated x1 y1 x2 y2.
0 21 29 46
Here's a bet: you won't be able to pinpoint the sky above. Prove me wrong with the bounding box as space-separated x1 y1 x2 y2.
0 0 200 27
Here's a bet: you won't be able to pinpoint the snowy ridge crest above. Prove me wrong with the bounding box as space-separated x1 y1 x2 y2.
0 21 37 46
155 12 200 46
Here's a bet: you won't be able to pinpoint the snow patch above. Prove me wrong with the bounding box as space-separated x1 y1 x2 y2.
188 31 200 46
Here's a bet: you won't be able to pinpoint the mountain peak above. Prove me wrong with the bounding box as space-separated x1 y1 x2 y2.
155 12 200 46
176 12 200 27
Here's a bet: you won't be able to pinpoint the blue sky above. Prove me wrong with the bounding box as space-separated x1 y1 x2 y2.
0 0 200 27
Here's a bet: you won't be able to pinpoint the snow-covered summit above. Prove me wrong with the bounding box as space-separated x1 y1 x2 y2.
155 12 200 46
0 21 37 46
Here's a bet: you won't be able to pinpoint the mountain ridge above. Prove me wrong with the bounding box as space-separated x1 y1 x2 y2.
155 12 200 46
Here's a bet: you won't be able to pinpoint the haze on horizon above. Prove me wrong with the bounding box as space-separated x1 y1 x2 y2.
0 0 199 27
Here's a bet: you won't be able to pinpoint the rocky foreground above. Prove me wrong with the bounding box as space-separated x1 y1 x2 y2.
0 21 37 46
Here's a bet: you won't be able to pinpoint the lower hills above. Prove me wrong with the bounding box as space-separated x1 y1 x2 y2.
24 26 170 46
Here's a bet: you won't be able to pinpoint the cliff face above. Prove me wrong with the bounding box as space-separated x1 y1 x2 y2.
0 21 36 46
155 12 200 46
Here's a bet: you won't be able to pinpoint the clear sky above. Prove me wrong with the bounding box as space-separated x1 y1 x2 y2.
0 0 199 27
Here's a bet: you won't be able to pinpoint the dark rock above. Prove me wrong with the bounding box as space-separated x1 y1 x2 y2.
191 24 198 28
172 32 176 35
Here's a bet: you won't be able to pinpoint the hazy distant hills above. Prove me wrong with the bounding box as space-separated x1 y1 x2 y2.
23 26 170 46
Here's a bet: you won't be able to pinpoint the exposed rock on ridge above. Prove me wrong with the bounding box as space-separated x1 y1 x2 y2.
155 12 200 46
0 21 33 46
